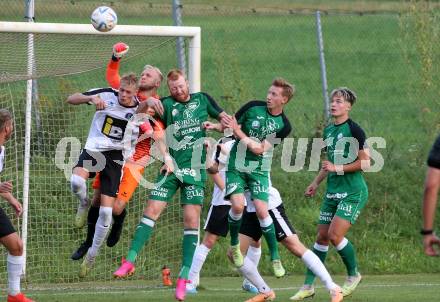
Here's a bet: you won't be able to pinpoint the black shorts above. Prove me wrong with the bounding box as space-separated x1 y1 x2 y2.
428 134 440 169
204 205 231 237
239 204 296 242
0 207 16 238
74 149 123 197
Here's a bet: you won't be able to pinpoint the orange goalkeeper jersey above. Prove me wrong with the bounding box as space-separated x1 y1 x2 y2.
106 59 163 165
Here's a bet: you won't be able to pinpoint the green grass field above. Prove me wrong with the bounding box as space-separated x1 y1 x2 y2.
16 274 440 302
0 0 439 298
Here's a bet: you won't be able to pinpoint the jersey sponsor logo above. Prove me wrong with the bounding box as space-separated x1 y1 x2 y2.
326 192 348 199
183 100 200 119
101 115 128 141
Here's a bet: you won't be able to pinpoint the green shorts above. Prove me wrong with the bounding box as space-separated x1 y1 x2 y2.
319 189 368 225
148 172 204 205
225 169 269 202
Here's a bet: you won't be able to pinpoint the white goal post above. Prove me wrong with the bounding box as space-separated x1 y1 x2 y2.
0 21 201 277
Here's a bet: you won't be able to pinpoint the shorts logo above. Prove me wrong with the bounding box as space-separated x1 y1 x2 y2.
226 183 239 195
151 187 168 198
186 185 204 200
319 211 333 222
338 202 353 215
101 115 128 141
326 192 348 199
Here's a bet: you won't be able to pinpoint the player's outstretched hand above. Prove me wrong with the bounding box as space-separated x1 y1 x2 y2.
424 234 440 256
160 155 174 176
91 96 106 110
146 97 164 116
0 181 13 193
202 121 223 132
113 42 129 58
304 183 318 197
9 197 23 217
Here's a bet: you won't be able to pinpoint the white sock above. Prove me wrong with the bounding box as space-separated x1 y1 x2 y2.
228 209 242 221
246 246 261 267
188 244 211 287
88 206 112 258
335 237 348 251
70 174 88 207
238 256 271 294
302 249 338 291
7 254 23 296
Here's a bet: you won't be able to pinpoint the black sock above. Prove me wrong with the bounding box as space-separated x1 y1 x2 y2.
85 206 100 246
112 208 127 226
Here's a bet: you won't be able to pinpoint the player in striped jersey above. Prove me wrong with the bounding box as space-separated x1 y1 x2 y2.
71 43 164 261
0 110 34 302
67 73 139 277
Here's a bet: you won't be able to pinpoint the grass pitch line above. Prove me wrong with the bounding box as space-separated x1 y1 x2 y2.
29 282 440 296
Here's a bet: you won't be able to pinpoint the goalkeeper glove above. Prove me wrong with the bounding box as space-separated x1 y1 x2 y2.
112 42 129 61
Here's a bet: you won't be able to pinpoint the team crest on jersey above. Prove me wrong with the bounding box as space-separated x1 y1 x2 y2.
266 118 279 132
252 121 260 129
101 115 128 140
172 108 179 117
183 100 200 119
337 133 344 140
125 113 133 119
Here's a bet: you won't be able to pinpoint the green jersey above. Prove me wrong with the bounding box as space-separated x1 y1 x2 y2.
324 118 368 193
161 92 223 183
228 100 292 171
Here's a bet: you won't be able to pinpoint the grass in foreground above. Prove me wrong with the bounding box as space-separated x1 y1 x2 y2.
16 274 440 302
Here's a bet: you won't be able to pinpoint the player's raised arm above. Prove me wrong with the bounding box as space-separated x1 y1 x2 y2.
66 92 105 110
106 42 129 89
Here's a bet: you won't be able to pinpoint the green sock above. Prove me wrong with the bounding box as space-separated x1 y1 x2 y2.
179 229 199 279
126 215 155 263
337 239 358 276
261 223 279 261
228 212 242 246
304 244 329 285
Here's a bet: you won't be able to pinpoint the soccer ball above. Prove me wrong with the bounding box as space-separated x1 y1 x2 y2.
91 6 117 32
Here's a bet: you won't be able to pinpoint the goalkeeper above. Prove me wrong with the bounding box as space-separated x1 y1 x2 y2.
71 43 164 261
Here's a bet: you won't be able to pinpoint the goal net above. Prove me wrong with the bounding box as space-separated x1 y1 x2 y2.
0 21 200 287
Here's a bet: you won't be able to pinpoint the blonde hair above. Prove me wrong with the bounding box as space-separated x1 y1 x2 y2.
167 69 185 82
330 87 357 105
0 109 12 130
120 73 138 88
143 65 163 83
272 77 295 101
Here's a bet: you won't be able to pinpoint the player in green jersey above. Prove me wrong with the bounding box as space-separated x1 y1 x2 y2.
291 87 370 301
421 134 440 256
113 69 230 302
223 77 293 278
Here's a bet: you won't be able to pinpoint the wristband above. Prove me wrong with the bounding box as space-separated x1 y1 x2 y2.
420 229 434 235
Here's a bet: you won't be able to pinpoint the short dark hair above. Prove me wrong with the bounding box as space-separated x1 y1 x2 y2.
330 87 357 105
0 109 12 130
